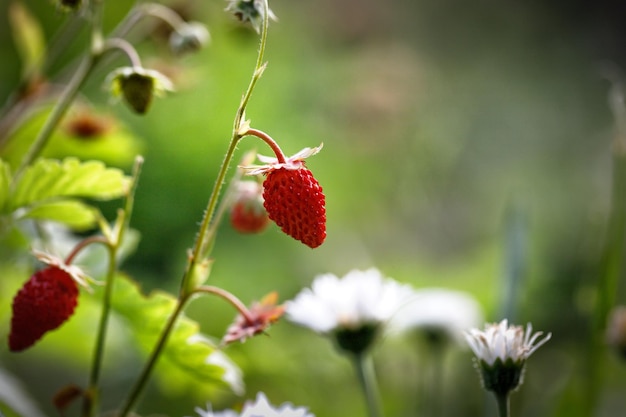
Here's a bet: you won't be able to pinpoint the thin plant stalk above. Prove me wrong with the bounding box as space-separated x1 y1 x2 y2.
352 353 383 417
116 2 272 415
13 55 95 180
82 157 143 417
116 294 191 417
494 392 510 417
184 0 270 266
14 0 107 179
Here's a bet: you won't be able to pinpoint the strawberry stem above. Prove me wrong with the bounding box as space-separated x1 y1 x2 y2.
193 285 255 323
244 128 287 163
64 236 109 266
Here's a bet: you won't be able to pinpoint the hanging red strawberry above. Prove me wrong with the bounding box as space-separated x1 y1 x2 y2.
9 266 80 352
245 144 326 248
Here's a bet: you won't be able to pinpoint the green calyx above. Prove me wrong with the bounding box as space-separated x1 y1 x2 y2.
479 357 526 396
334 323 380 356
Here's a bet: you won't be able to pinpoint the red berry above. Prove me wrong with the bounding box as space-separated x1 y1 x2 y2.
9 266 79 352
231 199 270 234
262 166 326 248
230 181 269 234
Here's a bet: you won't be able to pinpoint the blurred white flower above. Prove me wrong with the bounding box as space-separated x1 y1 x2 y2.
286 268 414 333
205 350 244 396
465 319 551 366
286 268 414 354
391 288 484 345
191 392 314 417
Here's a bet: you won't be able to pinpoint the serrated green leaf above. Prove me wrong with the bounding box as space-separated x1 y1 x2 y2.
104 275 241 395
9 1 45 80
0 159 11 212
10 158 129 210
18 199 99 230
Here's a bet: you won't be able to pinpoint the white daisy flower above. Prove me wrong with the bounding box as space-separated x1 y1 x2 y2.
286 268 414 353
465 319 551 366
191 392 314 417
465 319 551 395
391 288 484 345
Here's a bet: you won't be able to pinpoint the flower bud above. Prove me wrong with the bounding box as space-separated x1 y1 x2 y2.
169 22 210 55
106 67 173 114
225 0 277 33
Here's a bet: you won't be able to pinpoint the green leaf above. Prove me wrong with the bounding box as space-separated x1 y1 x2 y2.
104 275 242 396
8 1 45 80
10 158 129 210
0 159 11 212
18 199 98 230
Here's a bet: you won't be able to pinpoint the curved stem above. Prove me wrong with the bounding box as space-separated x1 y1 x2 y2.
64 236 109 265
193 285 254 323
244 128 287 163
139 3 186 31
352 353 383 417
103 38 143 68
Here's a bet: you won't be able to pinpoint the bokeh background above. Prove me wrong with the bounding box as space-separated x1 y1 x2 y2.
1 0 626 416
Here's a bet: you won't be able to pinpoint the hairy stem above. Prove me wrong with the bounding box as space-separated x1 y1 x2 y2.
116 2 272 415
182 0 271 288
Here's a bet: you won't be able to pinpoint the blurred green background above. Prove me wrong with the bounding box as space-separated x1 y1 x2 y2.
1 0 626 416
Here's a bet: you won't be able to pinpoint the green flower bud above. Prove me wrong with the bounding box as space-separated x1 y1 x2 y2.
225 0 277 33
169 22 210 56
106 67 173 114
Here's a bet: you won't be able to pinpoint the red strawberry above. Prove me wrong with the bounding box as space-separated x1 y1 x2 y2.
263 166 326 248
9 266 79 352
230 181 269 234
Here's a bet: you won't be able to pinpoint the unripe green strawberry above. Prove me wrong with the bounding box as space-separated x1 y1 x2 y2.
263 166 326 248
9 266 79 352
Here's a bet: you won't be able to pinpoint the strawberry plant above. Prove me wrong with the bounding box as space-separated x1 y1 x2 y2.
0 0 325 416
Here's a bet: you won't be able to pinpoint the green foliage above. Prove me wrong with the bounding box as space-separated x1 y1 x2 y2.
103 275 237 396
1 105 142 170
0 157 129 230
8 1 45 80
0 159 10 212
10 158 129 208
18 199 98 230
